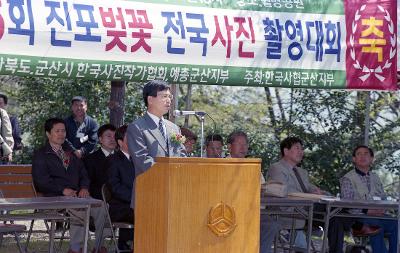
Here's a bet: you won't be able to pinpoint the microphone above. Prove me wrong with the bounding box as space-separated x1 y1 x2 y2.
173 110 206 117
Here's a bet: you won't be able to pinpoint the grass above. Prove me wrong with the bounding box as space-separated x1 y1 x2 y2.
0 224 116 253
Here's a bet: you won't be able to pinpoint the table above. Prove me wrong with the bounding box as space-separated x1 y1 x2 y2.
261 195 317 253
320 198 399 253
0 196 102 253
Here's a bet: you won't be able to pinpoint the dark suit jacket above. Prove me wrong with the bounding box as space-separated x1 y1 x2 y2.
107 150 135 204
83 149 109 200
107 150 135 220
32 142 89 197
127 112 186 208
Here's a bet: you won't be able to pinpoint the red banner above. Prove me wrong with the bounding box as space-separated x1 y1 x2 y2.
345 0 397 90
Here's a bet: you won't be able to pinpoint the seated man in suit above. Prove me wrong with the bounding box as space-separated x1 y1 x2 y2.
32 118 109 253
340 145 398 253
107 124 135 251
84 124 116 200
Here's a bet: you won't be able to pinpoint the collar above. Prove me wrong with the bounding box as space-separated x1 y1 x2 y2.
355 167 369 176
147 111 164 126
73 114 87 124
49 143 63 154
101 147 113 157
280 159 297 170
121 150 130 160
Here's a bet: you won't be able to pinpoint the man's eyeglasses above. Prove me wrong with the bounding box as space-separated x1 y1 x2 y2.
158 93 174 100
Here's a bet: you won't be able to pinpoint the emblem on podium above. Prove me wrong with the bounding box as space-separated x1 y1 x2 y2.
207 202 237 237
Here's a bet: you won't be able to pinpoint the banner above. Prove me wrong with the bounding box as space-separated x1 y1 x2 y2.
0 0 397 90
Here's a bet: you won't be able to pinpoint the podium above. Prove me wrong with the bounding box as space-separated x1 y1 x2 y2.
134 157 261 253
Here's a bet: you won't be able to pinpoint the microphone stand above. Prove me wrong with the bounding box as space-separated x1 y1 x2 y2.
195 112 206 157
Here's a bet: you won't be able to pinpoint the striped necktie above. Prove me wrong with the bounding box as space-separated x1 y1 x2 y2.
158 119 166 141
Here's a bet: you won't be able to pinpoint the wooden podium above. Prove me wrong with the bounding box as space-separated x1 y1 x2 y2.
134 157 261 253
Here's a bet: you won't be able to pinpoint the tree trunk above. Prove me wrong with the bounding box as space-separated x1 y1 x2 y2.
264 87 276 128
275 89 286 123
109 81 126 127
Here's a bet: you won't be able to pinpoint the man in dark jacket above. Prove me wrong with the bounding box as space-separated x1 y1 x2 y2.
84 124 116 200
32 118 109 253
64 96 99 159
107 124 135 250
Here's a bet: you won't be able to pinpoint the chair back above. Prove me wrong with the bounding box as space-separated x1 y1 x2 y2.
0 164 37 198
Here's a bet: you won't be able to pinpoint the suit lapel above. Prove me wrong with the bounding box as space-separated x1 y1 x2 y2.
281 160 302 192
144 113 168 153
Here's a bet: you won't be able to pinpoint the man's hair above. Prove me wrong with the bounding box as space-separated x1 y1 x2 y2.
280 136 303 156
115 124 128 144
352 145 374 157
142 80 170 107
227 131 248 145
97 124 116 138
180 127 197 141
205 134 223 146
71 96 87 104
0 93 8 104
44 118 65 133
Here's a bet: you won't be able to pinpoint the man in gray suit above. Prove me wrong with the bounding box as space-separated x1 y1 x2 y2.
127 80 186 208
267 136 321 194
266 137 321 252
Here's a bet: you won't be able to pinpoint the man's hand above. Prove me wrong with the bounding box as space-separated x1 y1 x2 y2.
7 154 12 162
367 209 385 216
63 188 77 197
74 150 83 159
78 188 90 198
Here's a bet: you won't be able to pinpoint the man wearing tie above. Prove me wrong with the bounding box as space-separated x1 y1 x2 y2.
266 137 322 252
127 80 186 208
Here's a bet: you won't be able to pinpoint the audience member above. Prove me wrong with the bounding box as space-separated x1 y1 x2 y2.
65 96 99 159
0 107 13 164
224 130 280 253
32 118 110 253
0 93 22 150
267 137 375 253
205 134 223 158
267 137 321 194
180 127 197 156
227 130 248 158
340 145 398 253
84 124 116 200
107 124 134 251
127 80 186 208
266 137 321 251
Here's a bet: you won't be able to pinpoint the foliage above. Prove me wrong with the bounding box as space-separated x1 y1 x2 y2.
179 86 400 195
3 77 143 164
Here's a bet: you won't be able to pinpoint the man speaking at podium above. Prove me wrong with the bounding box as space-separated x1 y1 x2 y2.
127 80 186 208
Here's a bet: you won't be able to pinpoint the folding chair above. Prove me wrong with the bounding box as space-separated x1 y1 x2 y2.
0 190 27 253
0 223 27 253
25 185 70 253
101 184 133 253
